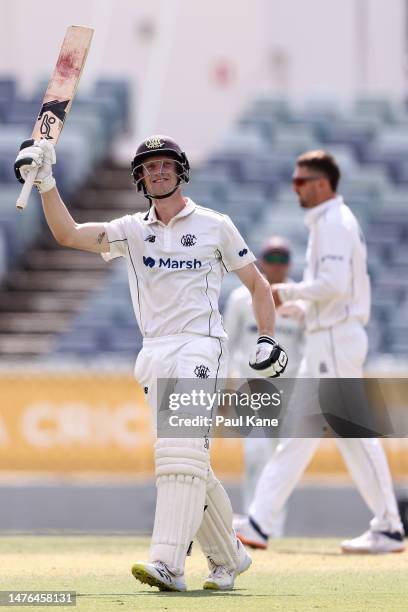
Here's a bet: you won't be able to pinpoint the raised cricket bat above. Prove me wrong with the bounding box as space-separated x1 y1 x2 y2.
16 25 94 210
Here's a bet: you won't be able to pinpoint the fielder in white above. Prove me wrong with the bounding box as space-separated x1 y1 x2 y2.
14 135 288 591
223 237 304 534
235 150 405 554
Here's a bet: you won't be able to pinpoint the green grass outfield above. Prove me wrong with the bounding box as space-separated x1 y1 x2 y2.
0 536 407 611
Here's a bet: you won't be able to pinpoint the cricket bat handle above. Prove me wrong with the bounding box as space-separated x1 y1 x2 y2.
16 166 38 210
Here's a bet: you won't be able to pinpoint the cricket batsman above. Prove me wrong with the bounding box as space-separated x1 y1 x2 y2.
14 135 288 591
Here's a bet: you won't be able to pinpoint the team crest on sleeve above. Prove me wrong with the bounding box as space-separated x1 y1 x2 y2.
239 248 248 257
145 136 164 149
181 234 197 247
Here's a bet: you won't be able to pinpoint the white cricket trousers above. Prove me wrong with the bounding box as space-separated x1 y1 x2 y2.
249 319 403 535
134 333 228 413
134 334 242 573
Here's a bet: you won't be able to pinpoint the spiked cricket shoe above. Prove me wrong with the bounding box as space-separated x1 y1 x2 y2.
234 515 268 550
341 530 405 554
131 560 186 591
203 538 252 591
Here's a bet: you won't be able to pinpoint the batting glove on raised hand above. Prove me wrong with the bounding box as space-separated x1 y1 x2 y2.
14 138 56 193
249 335 288 378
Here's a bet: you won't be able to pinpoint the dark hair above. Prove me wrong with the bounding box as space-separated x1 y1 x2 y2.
296 150 340 191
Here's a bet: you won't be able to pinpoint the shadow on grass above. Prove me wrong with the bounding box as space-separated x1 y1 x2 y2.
274 548 343 556
76 589 295 599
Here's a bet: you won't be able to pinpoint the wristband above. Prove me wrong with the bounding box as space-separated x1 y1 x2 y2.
36 175 56 193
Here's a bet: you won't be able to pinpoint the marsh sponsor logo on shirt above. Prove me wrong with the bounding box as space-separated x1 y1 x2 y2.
143 256 155 268
143 256 202 269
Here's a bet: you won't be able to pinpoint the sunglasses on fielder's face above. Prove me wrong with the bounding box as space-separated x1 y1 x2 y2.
291 175 322 189
262 251 290 265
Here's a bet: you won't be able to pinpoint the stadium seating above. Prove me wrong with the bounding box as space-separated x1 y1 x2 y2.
0 78 132 357
0 78 130 274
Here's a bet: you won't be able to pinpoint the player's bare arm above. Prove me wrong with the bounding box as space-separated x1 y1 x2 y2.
235 263 287 378
235 263 275 336
41 186 109 253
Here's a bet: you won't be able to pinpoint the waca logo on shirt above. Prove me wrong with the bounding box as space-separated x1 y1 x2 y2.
143 256 202 269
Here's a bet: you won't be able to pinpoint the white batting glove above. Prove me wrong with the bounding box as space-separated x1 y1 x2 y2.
249 335 288 378
14 138 56 193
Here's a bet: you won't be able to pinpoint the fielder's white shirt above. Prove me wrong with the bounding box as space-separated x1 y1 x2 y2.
102 198 255 338
276 196 370 332
224 284 304 378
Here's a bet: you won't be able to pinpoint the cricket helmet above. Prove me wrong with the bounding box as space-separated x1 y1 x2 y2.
131 135 190 200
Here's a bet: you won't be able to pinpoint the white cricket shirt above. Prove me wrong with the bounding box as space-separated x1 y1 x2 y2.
276 196 371 332
223 284 304 378
102 199 255 338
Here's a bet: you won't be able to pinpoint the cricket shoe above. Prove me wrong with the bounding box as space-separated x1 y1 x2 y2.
233 515 268 550
131 560 186 591
341 530 405 554
203 538 252 591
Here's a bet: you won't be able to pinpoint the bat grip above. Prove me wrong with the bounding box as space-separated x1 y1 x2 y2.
16 167 38 210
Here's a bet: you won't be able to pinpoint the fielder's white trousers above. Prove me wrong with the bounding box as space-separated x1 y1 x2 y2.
243 436 286 536
249 319 403 535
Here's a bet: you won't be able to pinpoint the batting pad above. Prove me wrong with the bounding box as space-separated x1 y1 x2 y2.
196 468 240 570
150 438 209 574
